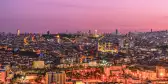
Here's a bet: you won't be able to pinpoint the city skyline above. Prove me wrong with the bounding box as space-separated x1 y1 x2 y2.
1 0 168 33
1 1 168 83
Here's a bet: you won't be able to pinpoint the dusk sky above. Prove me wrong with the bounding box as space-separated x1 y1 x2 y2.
1 0 168 34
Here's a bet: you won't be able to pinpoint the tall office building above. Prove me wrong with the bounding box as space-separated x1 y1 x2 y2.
47 31 50 35
116 29 118 35
46 71 66 84
17 29 20 36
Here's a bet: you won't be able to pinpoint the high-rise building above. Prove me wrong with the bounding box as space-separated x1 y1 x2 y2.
17 29 20 36
47 31 50 35
116 29 118 35
45 71 66 84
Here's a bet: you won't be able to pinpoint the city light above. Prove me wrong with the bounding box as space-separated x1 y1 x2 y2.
1 1 168 83
160 73 164 77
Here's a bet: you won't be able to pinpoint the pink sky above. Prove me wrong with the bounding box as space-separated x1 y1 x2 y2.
1 0 168 33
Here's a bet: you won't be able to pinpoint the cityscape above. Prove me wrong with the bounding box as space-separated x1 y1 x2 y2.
2 0 168 84
0 29 168 84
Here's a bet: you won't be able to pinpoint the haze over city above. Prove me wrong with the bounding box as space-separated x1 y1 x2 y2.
1 0 168 33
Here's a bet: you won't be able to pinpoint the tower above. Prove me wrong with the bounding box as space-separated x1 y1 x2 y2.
47 31 50 35
17 29 20 36
151 29 153 32
116 29 118 35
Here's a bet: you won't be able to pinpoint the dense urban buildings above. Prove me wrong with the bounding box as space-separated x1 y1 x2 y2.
0 30 168 84
2 0 168 83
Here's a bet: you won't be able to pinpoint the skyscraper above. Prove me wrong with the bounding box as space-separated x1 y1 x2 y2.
47 31 50 35
116 29 118 35
17 29 20 36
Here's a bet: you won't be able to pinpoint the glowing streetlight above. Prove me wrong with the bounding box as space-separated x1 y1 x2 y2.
160 72 164 77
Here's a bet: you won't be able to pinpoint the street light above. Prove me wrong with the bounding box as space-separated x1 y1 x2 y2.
21 76 25 83
160 72 164 77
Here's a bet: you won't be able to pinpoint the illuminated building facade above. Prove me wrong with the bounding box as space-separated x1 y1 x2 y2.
31 35 36 42
32 61 45 69
0 70 6 83
17 29 20 36
0 64 7 83
46 71 66 84
122 38 130 48
24 37 29 45
98 42 118 54
56 35 60 43
93 30 99 37
156 66 166 78
80 55 93 63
